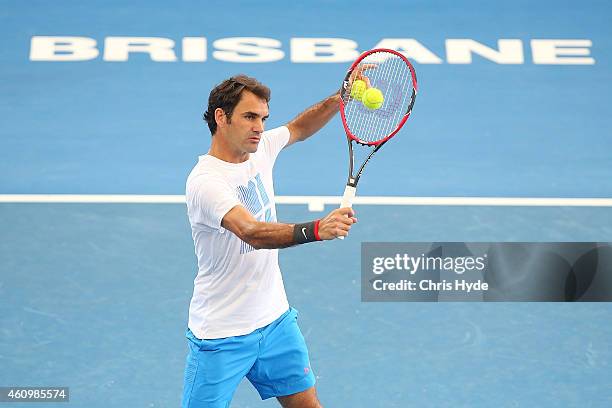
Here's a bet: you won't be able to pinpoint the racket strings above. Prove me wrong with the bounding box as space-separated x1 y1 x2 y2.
343 51 415 144
359 55 404 141
360 54 411 141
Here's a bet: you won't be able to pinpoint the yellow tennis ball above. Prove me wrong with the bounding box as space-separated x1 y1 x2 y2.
362 88 384 110
350 79 367 101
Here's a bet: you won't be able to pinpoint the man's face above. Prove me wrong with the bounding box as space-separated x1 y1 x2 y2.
224 90 269 154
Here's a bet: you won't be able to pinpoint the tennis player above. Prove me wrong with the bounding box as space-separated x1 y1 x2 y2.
182 74 356 408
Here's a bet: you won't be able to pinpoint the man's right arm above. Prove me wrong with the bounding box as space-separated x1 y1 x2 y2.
221 205 357 249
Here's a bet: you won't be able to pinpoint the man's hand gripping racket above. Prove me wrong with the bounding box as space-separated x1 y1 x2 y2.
338 49 418 239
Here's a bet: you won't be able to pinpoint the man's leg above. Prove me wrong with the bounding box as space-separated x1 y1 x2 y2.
247 309 318 403
182 328 258 408
277 386 322 408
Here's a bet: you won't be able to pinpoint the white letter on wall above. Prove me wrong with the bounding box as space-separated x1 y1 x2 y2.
531 39 595 65
182 37 207 62
30 36 99 61
446 39 524 64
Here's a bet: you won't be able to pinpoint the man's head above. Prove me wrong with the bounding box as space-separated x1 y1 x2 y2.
203 75 271 136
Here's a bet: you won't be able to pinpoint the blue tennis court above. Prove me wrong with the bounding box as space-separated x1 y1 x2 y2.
2 0 612 407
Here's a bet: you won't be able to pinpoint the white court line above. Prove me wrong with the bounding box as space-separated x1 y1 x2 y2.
1 194 612 212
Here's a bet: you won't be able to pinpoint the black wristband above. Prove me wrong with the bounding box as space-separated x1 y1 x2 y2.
293 220 321 244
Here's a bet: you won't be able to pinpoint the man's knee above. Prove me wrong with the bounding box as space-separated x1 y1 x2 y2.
277 386 322 408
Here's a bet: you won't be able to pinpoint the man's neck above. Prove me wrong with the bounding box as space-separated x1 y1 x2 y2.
208 133 249 164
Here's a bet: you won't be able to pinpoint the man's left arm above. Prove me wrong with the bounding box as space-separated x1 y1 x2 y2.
285 91 341 148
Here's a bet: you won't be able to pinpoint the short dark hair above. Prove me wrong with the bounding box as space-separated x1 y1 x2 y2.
203 75 271 135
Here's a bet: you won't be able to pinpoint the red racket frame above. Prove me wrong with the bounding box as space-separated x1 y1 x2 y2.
338 48 418 189
339 48 418 147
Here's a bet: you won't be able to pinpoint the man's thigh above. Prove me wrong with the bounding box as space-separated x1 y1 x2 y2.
182 329 258 408
246 308 316 400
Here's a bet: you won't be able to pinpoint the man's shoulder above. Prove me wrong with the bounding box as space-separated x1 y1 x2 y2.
186 156 228 190
254 126 290 162
262 125 289 137
260 126 289 145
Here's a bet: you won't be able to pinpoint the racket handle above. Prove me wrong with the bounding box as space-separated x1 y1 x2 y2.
338 185 356 240
340 185 356 208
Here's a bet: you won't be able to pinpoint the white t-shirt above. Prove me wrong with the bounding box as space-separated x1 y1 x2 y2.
185 126 291 339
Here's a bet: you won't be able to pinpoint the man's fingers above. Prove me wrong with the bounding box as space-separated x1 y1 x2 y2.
356 63 378 75
337 222 351 231
338 207 355 217
349 63 378 87
319 208 357 239
336 228 349 237
354 64 378 81
338 216 355 226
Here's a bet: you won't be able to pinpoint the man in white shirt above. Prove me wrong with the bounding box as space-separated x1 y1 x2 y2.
183 75 356 408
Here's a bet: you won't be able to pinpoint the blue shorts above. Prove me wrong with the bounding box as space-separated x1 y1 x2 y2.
181 307 316 408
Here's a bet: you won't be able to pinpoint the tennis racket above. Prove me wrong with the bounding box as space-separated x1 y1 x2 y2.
338 48 418 238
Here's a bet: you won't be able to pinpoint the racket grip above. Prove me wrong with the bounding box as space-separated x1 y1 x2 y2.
338 185 356 240
340 185 356 209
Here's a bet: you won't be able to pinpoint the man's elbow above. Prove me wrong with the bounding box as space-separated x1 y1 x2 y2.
287 123 306 143
237 222 265 249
